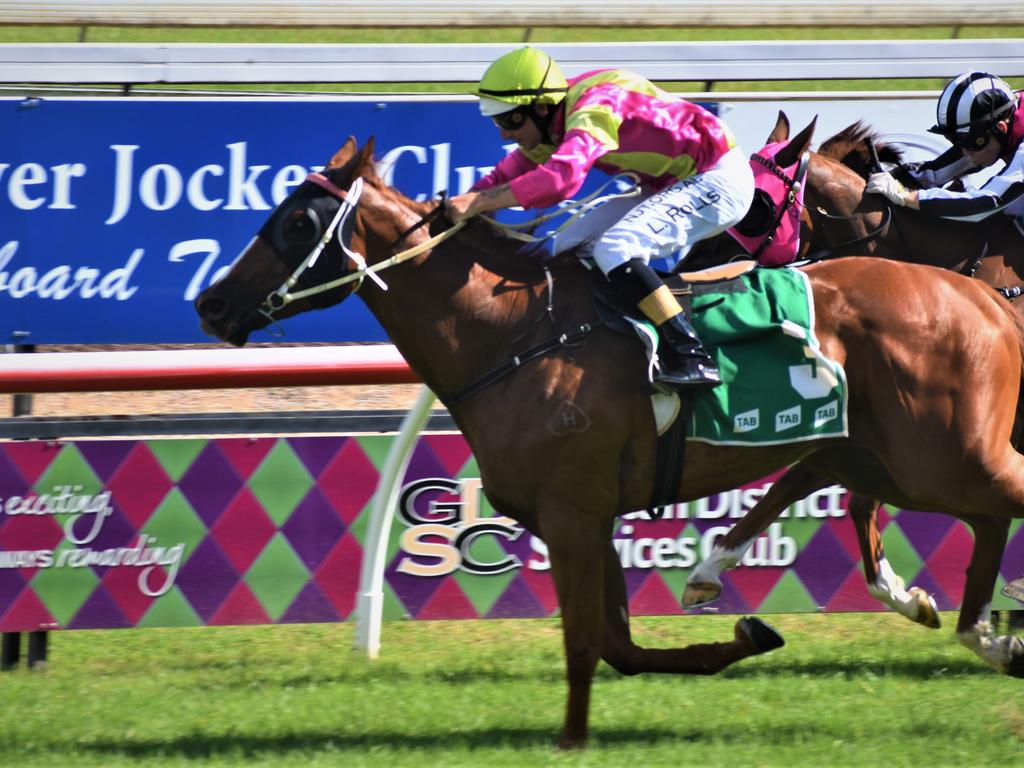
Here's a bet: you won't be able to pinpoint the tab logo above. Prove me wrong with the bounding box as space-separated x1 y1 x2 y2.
734 409 760 433
775 406 801 432
814 400 838 428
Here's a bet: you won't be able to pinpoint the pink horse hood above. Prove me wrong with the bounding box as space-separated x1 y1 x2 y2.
726 141 807 267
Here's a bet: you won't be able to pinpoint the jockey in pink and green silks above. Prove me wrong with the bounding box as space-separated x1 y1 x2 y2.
446 46 755 392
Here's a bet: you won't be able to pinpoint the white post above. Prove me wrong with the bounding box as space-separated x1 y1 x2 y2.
353 384 437 658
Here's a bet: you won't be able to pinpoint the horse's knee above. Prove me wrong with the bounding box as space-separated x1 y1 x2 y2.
602 640 640 676
601 613 640 675
603 651 638 676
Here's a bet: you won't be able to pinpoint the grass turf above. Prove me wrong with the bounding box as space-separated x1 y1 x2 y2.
2 612 1023 766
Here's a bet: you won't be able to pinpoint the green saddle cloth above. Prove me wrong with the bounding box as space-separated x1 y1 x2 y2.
686 267 848 445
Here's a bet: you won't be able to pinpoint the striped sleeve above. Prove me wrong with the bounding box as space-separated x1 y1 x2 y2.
918 170 1024 221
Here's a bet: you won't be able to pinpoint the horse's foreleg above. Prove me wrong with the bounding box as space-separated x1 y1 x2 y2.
537 505 607 749
682 463 829 608
954 515 1024 676
601 543 784 675
850 494 940 628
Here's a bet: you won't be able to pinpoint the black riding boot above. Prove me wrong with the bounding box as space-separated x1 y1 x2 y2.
655 312 721 390
606 259 721 391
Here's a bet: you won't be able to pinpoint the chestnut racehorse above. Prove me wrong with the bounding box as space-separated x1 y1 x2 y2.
195 137 1024 748
684 113 1024 630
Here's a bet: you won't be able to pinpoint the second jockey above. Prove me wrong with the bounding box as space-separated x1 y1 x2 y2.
867 71 1024 224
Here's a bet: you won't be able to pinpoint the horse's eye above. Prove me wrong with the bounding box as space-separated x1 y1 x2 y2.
282 209 320 245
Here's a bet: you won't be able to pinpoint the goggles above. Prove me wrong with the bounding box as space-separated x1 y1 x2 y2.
951 130 993 152
491 106 530 132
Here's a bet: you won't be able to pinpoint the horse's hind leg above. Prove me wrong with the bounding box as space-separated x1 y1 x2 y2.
849 494 940 628
954 514 1024 676
682 463 828 608
601 542 783 676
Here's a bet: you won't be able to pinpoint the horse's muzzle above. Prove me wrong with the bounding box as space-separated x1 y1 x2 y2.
195 292 252 346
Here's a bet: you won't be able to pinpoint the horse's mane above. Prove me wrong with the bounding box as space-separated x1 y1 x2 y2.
817 121 906 180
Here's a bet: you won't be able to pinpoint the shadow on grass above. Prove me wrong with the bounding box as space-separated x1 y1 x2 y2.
183 654 991 699
70 714 978 758
73 726 665 757
720 655 989 679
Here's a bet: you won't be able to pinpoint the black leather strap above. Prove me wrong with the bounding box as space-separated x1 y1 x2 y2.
646 397 692 518
440 322 603 408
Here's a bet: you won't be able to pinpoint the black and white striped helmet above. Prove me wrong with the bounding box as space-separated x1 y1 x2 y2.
930 72 1018 138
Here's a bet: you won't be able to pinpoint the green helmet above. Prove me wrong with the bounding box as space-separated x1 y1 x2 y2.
477 47 568 115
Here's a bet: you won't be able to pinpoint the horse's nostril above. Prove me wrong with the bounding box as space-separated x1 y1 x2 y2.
197 295 229 322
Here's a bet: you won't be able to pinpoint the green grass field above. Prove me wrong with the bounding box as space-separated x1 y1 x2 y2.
3 612 1023 767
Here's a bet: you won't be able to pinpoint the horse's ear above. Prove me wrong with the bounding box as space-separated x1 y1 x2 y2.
773 116 817 167
767 111 790 144
354 137 377 176
325 136 359 170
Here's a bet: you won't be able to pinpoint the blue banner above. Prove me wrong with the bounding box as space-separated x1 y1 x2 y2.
2 96 718 344
0 97 520 343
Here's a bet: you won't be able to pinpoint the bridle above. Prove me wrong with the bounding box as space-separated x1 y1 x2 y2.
258 172 464 324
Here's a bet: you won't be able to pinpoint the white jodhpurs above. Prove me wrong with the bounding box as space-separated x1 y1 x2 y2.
552 146 755 275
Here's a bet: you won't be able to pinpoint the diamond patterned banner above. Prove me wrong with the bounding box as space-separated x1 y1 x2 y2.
1 435 1021 632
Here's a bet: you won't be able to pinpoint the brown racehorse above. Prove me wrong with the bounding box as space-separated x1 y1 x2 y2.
683 114 1024 630
195 137 1024 748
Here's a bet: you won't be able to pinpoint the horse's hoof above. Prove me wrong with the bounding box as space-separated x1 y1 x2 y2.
682 581 721 608
737 617 785 654
909 587 941 629
1001 577 1024 605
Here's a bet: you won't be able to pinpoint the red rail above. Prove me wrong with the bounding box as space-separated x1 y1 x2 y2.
0 346 419 393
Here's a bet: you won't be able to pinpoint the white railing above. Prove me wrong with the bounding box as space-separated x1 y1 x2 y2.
3 0 1024 28
3 39 1024 87
0 345 417 393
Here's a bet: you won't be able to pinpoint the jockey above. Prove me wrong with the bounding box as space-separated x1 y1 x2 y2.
445 46 755 391
866 72 1024 223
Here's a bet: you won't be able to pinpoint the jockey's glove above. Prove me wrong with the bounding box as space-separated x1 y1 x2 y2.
866 172 910 207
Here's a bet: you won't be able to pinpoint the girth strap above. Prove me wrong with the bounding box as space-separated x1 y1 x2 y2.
647 397 692 518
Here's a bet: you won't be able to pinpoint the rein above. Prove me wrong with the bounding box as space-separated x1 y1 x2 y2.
482 173 641 244
803 204 893 262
